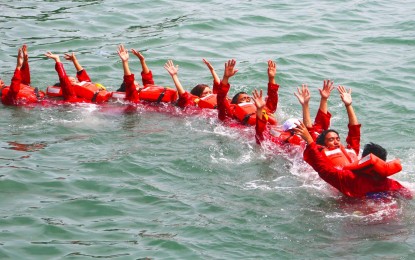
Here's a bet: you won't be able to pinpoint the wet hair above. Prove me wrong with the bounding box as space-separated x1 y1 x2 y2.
316 129 340 146
190 84 209 97
53 82 60 87
231 91 248 104
117 82 126 92
362 142 387 161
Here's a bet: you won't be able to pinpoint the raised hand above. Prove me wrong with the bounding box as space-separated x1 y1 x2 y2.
267 60 277 79
319 80 334 100
131 49 145 61
294 84 310 105
294 121 313 144
117 44 129 62
164 60 179 77
203 58 214 71
223 59 238 79
45 52 61 62
63 52 77 61
252 89 265 110
337 85 352 106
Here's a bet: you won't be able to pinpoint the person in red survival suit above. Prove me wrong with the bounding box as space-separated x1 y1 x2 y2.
45 51 110 103
253 81 334 147
163 59 221 109
304 85 361 168
217 59 279 126
115 45 156 103
294 121 412 199
1 45 45 106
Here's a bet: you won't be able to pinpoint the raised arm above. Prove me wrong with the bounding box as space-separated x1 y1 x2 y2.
268 60 276 85
294 84 312 128
117 44 131 76
9 47 24 95
21 44 31 85
64 52 91 82
338 85 358 126
131 49 150 75
1 47 24 105
318 80 334 114
253 89 265 120
203 58 220 86
253 88 270 144
45 52 77 101
221 59 238 86
265 60 279 113
217 59 238 121
118 45 139 102
64 52 83 72
45 52 61 64
164 60 185 96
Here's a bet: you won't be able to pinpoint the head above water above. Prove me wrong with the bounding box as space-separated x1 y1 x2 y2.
282 118 301 132
191 84 211 98
117 80 141 92
231 91 251 104
316 129 340 149
362 142 387 161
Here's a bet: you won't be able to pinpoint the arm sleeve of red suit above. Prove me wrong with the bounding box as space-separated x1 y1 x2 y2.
141 70 154 86
346 124 361 155
56 62 77 101
255 117 267 144
124 74 139 103
177 91 196 108
212 80 220 94
265 83 279 114
313 109 331 132
21 61 30 85
77 69 91 82
217 81 233 121
4 68 22 104
306 126 320 141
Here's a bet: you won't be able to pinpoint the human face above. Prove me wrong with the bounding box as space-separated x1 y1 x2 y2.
200 87 212 98
324 132 341 149
0 78 5 89
236 93 251 104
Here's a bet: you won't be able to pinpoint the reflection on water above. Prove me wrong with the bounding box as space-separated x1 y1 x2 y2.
6 141 48 152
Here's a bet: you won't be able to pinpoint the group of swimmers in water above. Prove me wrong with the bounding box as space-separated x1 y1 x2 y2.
1 44 412 200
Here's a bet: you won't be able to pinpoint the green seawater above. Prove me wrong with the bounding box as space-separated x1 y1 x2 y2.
1 0 415 259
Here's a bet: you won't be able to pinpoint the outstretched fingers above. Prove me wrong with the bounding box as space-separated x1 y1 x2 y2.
252 89 265 109
44 51 60 62
267 60 277 77
294 84 310 105
337 85 352 106
164 60 179 76
319 79 334 99
117 44 129 61
224 59 238 78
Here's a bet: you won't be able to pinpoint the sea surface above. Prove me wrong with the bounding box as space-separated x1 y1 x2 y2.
1 0 415 259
